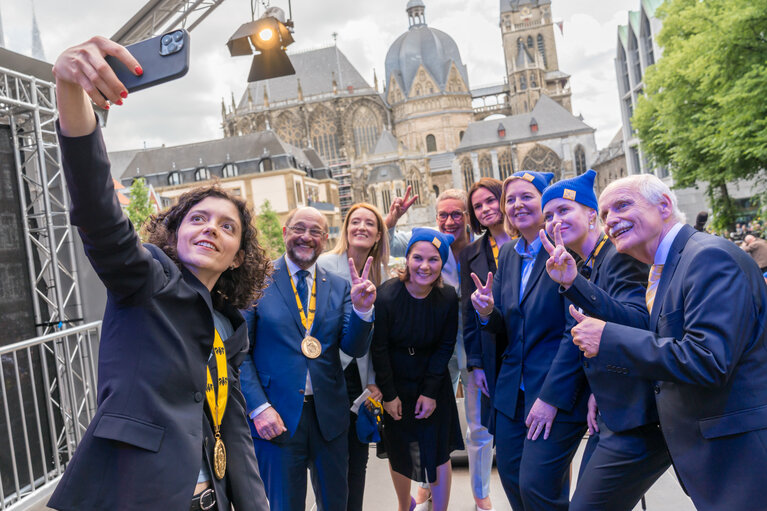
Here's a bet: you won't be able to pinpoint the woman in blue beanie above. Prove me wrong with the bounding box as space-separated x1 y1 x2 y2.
469 171 588 511
537 169 671 510
371 228 464 511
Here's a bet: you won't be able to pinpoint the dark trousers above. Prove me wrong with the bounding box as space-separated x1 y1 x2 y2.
571 416 671 511
495 391 585 511
253 400 349 511
345 361 369 511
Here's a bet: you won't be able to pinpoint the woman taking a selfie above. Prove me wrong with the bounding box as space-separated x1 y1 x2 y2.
48 37 270 511
372 228 464 511
318 202 390 511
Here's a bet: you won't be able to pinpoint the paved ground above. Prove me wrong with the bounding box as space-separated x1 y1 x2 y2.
30 438 696 511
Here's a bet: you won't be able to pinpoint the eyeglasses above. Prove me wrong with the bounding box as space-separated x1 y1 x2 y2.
287 225 326 238
437 211 465 221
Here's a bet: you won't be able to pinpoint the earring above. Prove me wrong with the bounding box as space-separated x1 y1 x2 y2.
589 224 595 230
229 264 235 271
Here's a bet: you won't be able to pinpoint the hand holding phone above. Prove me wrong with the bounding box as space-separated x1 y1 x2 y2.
106 30 190 93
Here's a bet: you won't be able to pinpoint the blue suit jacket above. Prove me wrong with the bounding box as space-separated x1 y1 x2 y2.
240 257 372 442
538 240 656 432
483 241 588 423
600 225 767 510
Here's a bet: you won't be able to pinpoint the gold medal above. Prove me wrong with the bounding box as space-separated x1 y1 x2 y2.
301 335 322 359
213 435 226 480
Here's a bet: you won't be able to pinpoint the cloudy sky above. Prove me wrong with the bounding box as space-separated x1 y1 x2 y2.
3 0 641 151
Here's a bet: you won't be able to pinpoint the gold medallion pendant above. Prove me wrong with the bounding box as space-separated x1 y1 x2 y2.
301 335 322 359
213 436 226 480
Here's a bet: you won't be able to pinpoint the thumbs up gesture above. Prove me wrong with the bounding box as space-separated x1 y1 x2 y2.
470 272 495 318
569 305 606 358
539 223 577 289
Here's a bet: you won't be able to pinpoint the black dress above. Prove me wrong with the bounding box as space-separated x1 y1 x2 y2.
371 278 464 483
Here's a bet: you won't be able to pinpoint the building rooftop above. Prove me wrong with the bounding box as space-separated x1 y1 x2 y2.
237 45 374 108
500 0 551 14
456 95 594 151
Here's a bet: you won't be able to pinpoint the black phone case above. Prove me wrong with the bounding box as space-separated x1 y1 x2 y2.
106 30 190 93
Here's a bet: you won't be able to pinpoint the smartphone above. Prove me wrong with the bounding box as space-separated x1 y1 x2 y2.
106 29 190 93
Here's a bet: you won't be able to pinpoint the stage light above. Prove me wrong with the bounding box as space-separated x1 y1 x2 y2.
226 6 296 82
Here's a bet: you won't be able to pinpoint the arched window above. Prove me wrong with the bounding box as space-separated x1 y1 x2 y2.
498 150 513 180
310 107 340 163
433 185 439 196
194 167 210 182
221 163 238 178
275 111 305 147
530 72 537 88
167 171 181 186
352 105 380 157
479 154 493 178
426 134 437 153
459 131 465 141
381 188 392 213
520 74 527 90
407 169 422 205
521 144 563 181
461 158 474 192
574 145 587 175
537 34 547 67
527 36 534 48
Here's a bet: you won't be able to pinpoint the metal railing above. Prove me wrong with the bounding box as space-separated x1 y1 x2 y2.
0 322 101 510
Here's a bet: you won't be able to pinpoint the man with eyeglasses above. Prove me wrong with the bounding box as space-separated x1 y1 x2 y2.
239 206 376 511
386 189 496 511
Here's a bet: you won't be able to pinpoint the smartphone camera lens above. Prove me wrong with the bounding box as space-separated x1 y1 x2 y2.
173 31 183 42
162 35 172 46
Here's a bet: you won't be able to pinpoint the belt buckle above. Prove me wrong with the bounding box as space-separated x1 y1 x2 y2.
199 488 216 510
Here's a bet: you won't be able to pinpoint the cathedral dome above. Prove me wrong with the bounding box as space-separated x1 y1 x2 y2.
384 1 469 99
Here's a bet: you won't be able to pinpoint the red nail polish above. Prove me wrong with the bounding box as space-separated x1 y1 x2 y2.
116 99 123 106
135 66 143 75
120 90 128 99
104 103 110 110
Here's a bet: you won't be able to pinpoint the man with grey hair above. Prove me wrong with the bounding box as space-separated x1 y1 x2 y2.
386 188 496 511
568 174 767 510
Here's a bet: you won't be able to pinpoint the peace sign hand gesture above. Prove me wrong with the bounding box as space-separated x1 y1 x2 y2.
470 272 495 318
384 185 419 229
349 257 376 313
539 223 577 289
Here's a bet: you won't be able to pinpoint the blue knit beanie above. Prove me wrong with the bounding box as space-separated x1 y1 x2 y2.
510 171 555 195
406 227 455 265
541 169 598 212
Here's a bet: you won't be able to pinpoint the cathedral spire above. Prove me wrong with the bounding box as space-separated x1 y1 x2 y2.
31 0 45 60
0 0 6 48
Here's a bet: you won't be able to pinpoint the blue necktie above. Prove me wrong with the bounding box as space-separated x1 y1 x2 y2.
296 270 310 312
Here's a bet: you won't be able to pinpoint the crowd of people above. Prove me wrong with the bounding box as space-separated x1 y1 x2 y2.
48 37 767 511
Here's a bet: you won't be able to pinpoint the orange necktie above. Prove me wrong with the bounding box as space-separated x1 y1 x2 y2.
645 264 664 312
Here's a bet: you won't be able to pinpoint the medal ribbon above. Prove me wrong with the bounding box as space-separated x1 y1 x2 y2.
205 329 228 433
489 235 499 269
290 273 317 333
581 235 608 281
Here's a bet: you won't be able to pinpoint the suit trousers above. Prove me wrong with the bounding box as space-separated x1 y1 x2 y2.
495 391 585 511
570 416 671 511
253 400 349 511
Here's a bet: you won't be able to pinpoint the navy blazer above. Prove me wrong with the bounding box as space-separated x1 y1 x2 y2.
538 240 656 432
240 257 372 442
600 225 767 510
48 125 267 511
460 234 508 426
483 241 588 423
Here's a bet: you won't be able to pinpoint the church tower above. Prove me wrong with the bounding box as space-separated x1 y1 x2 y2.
500 0 572 113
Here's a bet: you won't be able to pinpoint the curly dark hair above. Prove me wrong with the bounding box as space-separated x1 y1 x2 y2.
143 184 272 309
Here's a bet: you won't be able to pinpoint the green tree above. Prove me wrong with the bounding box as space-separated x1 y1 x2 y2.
633 0 767 230
125 177 155 237
255 200 285 259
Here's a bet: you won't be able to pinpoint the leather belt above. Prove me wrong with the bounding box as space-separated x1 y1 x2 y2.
190 488 216 511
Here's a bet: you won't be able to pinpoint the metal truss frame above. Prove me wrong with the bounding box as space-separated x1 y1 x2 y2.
112 0 230 45
0 64 83 337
